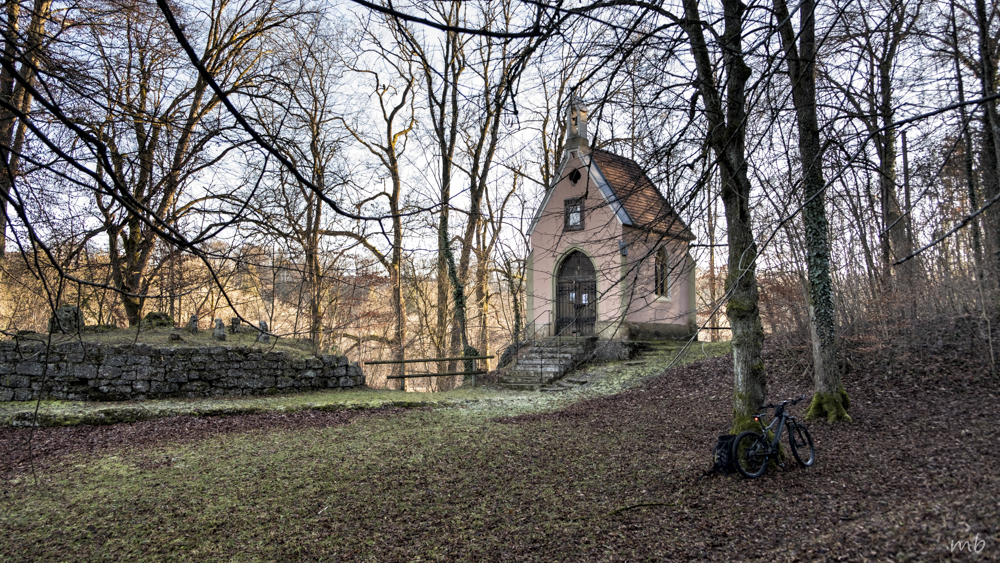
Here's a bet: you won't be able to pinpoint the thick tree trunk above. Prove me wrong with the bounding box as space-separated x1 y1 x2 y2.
772 0 849 421
875 100 909 277
683 0 767 432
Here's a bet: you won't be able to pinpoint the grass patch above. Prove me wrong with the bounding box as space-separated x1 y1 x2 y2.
2 401 672 561
2 342 741 560
1 339 731 428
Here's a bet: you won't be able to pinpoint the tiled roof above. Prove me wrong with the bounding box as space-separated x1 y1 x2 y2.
590 149 694 240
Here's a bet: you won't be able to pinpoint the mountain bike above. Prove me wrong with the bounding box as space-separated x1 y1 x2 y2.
733 395 815 478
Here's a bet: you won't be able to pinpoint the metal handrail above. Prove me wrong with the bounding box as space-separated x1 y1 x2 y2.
518 307 595 385
521 309 551 348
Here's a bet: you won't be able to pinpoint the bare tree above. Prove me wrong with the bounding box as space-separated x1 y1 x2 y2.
242 17 348 350
772 0 850 421
330 23 418 389
681 0 768 429
822 0 923 277
27 0 301 326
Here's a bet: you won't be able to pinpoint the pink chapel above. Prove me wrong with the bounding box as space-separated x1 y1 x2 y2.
525 97 698 341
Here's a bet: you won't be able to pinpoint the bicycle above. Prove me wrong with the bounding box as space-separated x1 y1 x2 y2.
733 395 815 478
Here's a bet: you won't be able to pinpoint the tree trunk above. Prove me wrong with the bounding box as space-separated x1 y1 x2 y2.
772 0 849 421
0 0 52 310
391 208 406 392
975 0 1000 297
951 0 984 281
682 0 767 432
876 92 908 276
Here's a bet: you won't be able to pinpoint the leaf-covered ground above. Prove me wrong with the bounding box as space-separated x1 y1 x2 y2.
0 328 997 562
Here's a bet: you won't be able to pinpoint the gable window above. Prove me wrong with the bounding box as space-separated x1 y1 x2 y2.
564 198 584 231
654 246 669 298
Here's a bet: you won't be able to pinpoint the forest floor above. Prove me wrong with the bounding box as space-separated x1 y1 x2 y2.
0 324 997 562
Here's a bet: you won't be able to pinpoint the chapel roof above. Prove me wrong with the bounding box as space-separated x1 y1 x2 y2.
589 149 694 241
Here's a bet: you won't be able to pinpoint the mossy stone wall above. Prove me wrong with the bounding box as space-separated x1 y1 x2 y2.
0 341 364 402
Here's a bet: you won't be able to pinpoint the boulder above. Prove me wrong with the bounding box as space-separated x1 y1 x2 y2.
141 311 174 329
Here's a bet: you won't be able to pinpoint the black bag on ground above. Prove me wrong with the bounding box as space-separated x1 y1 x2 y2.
702 434 738 477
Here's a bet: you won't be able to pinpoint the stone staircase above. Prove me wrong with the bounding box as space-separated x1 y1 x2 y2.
499 337 596 391
631 340 682 360
534 340 683 392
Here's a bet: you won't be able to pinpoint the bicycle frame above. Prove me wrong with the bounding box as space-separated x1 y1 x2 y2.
753 405 792 455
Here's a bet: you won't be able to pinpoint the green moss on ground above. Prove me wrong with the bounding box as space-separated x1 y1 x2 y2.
0 388 497 427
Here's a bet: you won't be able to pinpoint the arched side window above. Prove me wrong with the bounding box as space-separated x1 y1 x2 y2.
654 247 669 298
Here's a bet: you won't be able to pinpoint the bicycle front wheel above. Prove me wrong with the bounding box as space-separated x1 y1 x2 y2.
788 422 815 467
733 431 769 478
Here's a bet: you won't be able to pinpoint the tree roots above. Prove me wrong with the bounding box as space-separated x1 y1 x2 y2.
806 387 852 422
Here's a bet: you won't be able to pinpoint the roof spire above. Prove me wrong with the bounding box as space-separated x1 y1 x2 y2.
565 95 589 154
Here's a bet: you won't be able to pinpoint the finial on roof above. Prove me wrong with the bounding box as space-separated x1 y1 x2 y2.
565 95 589 154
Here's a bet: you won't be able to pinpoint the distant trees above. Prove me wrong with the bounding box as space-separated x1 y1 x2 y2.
244 17 347 350
5 0 301 326
330 16 417 388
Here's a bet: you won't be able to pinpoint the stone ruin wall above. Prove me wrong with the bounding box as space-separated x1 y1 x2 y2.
0 341 364 402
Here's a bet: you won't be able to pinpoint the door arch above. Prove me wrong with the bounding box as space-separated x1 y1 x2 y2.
555 250 597 336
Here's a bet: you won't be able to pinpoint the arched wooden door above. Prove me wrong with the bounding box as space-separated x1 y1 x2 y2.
555 251 597 336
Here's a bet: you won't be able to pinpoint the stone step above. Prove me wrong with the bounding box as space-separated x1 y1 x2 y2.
500 371 549 380
533 344 587 352
519 350 579 358
523 348 583 356
500 373 544 383
511 362 571 372
507 374 563 384
515 359 574 368
500 382 544 391
520 352 583 361
498 337 596 391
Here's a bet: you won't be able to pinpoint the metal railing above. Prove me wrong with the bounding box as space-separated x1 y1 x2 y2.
516 308 594 385
364 355 494 388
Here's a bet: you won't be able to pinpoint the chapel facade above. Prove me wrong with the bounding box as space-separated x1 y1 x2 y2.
525 98 697 341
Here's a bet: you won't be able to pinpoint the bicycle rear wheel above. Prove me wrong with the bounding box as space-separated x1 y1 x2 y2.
788 422 815 467
733 431 768 478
